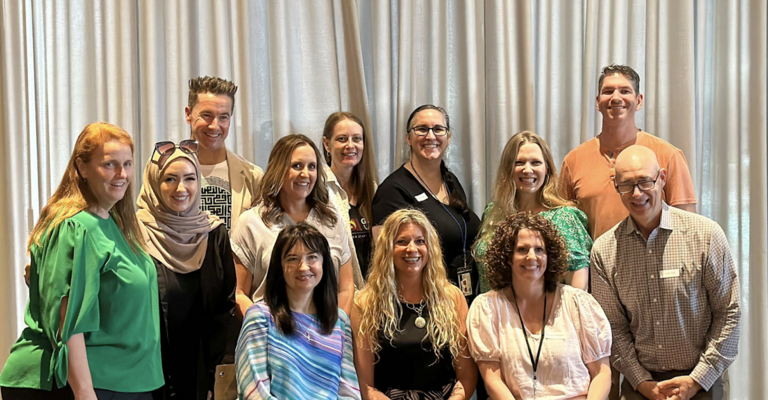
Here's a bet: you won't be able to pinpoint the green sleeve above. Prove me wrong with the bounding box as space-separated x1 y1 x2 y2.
475 203 495 294
36 219 107 388
549 207 593 272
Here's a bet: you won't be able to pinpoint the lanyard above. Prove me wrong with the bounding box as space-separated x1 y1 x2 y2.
511 286 547 381
409 160 468 265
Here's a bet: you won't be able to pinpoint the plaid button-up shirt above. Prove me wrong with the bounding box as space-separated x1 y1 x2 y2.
591 202 740 390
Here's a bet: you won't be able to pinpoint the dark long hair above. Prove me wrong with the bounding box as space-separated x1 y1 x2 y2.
264 223 339 335
406 104 469 214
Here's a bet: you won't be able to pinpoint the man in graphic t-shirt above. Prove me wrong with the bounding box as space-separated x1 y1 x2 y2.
185 76 263 231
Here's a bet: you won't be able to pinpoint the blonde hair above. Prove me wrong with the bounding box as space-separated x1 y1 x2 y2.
355 209 464 361
28 122 144 254
475 131 572 253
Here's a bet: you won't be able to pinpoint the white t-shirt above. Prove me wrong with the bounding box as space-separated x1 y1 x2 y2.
200 160 233 230
230 204 351 302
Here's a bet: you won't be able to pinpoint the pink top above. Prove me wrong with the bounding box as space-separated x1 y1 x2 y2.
467 285 612 400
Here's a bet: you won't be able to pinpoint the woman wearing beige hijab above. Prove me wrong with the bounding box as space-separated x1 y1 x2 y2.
137 141 236 400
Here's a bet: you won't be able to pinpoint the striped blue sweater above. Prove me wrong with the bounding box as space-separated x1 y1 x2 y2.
236 302 361 400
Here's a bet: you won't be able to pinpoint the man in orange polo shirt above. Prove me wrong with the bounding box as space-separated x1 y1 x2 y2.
560 64 698 400
560 64 696 241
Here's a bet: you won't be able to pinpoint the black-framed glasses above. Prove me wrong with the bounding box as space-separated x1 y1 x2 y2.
615 171 660 194
152 140 199 166
410 125 448 136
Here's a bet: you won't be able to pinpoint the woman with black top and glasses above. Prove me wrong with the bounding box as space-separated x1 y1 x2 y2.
371 105 481 304
136 140 236 400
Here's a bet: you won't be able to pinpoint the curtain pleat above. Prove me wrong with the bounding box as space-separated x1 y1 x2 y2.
0 2 765 398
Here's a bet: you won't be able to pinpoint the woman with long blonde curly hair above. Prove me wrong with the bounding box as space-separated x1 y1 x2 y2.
351 209 477 400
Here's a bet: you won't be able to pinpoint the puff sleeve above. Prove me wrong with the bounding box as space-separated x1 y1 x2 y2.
33 219 108 388
568 289 612 364
466 293 502 362
230 210 261 276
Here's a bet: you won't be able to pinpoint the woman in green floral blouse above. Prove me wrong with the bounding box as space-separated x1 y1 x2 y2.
473 131 592 291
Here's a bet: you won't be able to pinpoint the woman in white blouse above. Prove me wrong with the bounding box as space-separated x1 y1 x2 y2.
231 134 355 316
467 212 612 400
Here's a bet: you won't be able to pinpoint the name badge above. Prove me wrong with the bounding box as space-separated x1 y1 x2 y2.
660 269 681 279
415 193 428 202
459 272 472 296
546 332 567 340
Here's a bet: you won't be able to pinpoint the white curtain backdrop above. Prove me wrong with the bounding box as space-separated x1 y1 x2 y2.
0 1 764 399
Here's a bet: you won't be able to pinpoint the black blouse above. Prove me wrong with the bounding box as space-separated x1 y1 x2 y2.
153 224 237 400
372 163 481 302
374 303 456 394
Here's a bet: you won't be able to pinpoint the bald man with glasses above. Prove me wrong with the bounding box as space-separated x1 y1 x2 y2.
591 146 740 400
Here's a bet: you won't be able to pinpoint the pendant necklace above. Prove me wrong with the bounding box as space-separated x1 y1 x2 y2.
400 294 427 329
511 286 548 385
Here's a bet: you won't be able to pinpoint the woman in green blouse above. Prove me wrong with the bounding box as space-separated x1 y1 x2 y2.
474 131 593 292
0 123 163 400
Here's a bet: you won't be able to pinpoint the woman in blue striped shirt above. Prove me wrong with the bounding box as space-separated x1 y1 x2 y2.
235 223 361 400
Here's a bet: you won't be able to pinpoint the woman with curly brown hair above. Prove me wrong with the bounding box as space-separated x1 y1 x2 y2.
352 209 476 400
467 212 611 400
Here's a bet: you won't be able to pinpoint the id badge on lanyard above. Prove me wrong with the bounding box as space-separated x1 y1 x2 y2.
457 252 473 296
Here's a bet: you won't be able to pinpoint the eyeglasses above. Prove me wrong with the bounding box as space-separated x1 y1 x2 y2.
152 140 199 166
615 171 660 194
410 125 448 136
193 111 231 127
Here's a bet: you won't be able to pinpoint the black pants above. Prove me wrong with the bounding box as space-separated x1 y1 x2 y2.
2 386 152 400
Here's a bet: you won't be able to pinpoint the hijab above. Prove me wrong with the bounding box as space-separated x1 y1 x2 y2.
136 149 223 273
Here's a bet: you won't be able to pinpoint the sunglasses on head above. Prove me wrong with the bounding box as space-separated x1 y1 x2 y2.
152 139 199 166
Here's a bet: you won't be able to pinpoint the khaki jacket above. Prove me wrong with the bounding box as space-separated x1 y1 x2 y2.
227 150 263 231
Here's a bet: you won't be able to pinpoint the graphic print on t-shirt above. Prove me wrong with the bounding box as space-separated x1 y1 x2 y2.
349 204 373 278
201 175 232 230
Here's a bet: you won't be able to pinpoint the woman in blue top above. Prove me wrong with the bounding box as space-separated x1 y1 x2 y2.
0 122 163 399
235 223 360 400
